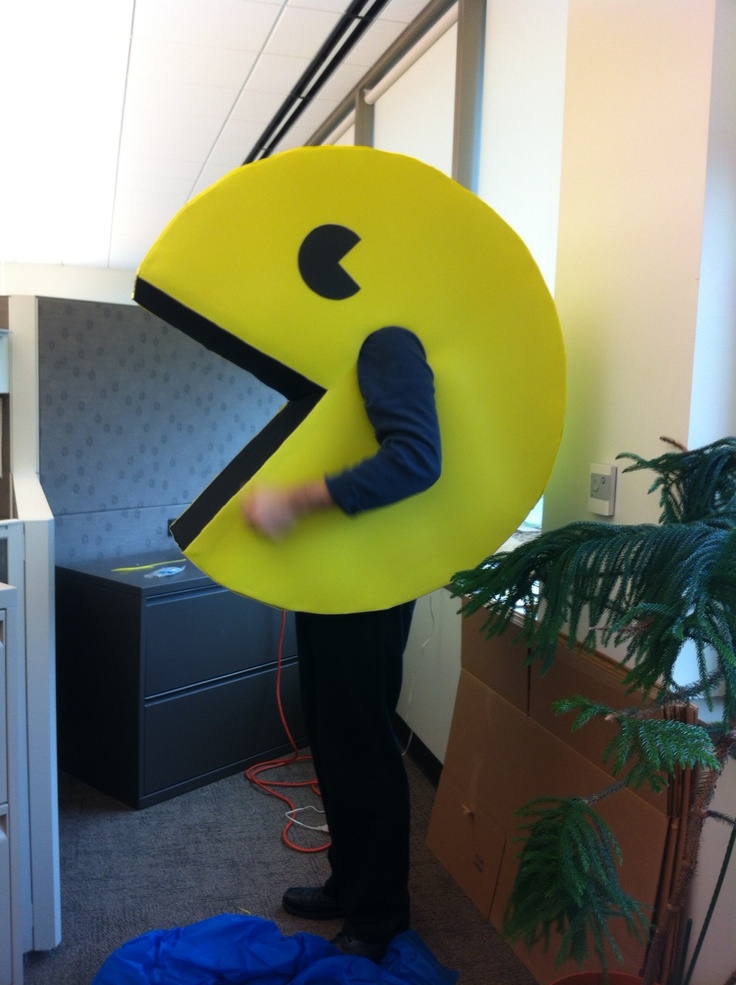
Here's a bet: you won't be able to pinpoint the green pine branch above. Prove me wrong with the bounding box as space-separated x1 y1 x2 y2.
553 696 721 792
503 797 650 968
450 437 736 978
451 520 736 726
619 436 736 526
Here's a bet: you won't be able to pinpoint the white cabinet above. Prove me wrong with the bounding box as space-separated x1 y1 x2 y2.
2 294 62 978
0 587 22 985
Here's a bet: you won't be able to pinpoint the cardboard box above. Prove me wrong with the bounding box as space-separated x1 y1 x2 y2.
427 768 506 916
428 658 671 984
459 604 666 812
489 754 669 982
460 605 530 710
529 639 667 814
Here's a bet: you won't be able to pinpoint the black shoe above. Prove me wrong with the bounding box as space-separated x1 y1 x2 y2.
331 931 386 962
282 886 345 920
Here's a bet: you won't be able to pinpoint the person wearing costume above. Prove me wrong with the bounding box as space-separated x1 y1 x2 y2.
243 325 441 961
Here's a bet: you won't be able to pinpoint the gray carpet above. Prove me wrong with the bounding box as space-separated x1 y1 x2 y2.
23 755 539 984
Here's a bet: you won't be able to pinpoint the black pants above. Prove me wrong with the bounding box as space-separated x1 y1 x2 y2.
295 602 415 943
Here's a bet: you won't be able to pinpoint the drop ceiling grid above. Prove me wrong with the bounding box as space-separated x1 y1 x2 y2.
1 0 434 269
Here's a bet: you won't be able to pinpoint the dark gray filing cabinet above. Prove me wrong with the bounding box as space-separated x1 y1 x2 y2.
55 553 304 808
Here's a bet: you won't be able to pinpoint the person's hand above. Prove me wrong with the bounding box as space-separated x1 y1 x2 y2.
241 479 335 541
241 487 299 540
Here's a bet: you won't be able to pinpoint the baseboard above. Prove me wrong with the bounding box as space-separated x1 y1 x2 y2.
394 715 442 787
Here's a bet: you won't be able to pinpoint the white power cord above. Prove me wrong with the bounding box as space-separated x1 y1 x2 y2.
285 806 329 833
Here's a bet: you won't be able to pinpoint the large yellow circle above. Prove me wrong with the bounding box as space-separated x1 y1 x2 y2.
136 145 566 613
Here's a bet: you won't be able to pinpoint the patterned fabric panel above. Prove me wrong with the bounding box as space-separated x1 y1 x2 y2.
38 297 277 564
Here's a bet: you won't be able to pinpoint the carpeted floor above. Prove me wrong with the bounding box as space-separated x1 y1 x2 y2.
23 754 539 984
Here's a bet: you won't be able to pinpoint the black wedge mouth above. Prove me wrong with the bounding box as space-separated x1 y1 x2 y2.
133 278 325 549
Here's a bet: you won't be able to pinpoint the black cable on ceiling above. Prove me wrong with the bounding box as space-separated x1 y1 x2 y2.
243 0 392 164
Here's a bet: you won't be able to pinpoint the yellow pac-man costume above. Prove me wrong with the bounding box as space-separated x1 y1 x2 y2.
134 145 565 613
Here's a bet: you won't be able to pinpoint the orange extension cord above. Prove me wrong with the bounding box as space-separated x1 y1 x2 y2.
244 610 330 853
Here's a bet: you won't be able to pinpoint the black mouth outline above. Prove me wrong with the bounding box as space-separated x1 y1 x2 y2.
134 277 325 550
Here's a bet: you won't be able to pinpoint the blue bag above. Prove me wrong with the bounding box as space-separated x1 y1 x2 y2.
92 913 459 985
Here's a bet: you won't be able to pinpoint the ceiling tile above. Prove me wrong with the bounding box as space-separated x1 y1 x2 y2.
125 76 240 119
317 59 371 99
133 0 284 50
114 167 199 202
191 161 246 197
264 6 342 57
230 88 292 124
115 153 204 184
113 186 191 220
286 0 354 13
381 0 433 24
245 51 312 92
119 111 229 162
207 118 268 165
289 94 342 134
129 38 260 88
110 201 187 270
343 16 408 66
2 0 439 270
273 121 324 154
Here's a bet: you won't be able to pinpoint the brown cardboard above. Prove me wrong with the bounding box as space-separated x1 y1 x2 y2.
441 670 626 822
428 668 671 985
491 775 670 983
459 604 529 710
426 769 506 916
529 639 667 814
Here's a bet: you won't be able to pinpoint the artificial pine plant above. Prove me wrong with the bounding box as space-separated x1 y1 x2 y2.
450 437 736 985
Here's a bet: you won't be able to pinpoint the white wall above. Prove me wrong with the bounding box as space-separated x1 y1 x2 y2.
0 263 135 305
546 0 718 532
372 20 457 176
7 296 63 951
477 0 568 292
678 6 736 984
401 588 462 763
688 0 736 450
526 4 732 983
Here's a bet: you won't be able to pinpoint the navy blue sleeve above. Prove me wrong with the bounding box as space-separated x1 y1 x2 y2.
325 326 441 516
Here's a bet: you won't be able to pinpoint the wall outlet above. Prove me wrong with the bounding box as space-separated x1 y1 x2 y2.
589 463 617 516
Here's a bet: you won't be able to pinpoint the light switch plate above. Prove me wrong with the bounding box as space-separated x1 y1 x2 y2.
589 463 617 516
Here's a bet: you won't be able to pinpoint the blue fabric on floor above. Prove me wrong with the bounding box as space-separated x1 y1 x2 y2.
91 913 459 985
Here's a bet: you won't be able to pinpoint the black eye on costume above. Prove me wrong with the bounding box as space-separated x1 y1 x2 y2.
298 224 361 300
